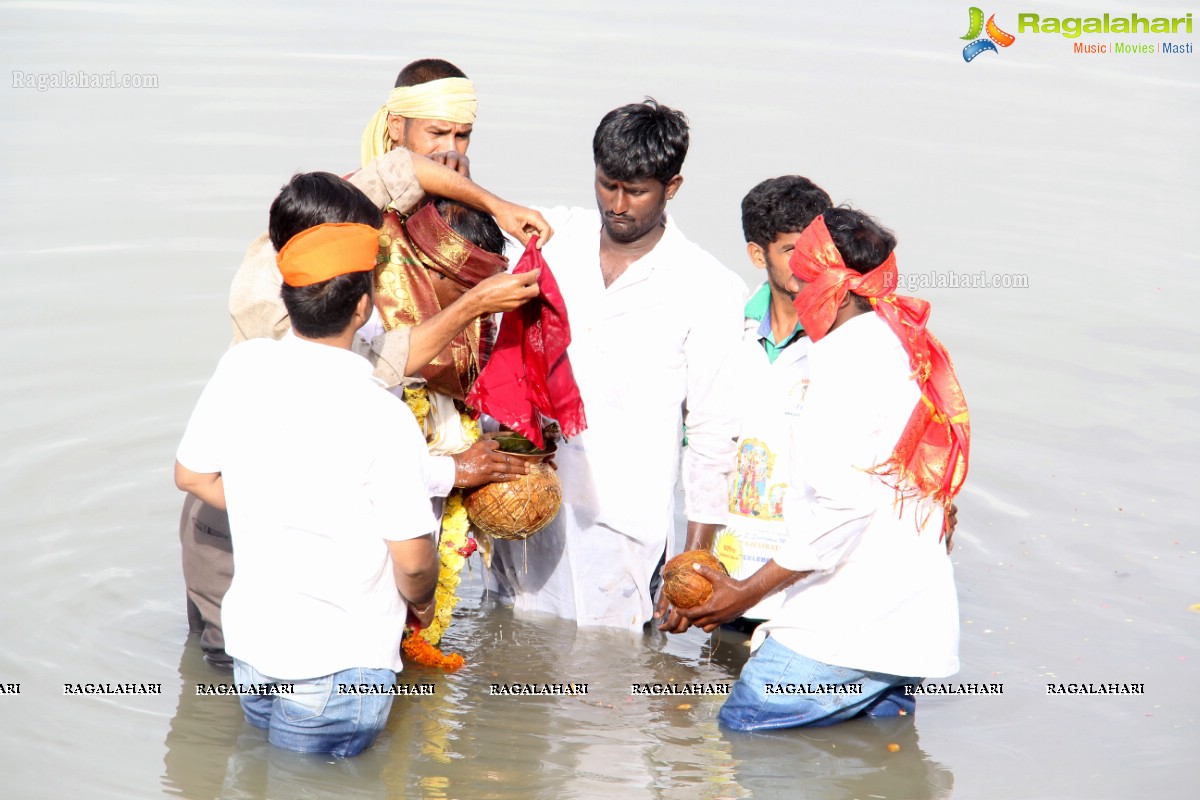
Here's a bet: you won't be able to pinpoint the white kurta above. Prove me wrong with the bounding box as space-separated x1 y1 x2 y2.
487 207 746 630
717 287 811 620
753 313 960 679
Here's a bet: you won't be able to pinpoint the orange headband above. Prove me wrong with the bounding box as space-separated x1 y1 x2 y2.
276 223 381 287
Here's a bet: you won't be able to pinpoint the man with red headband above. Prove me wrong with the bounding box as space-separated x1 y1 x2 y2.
675 208 970 731
175 173 439 756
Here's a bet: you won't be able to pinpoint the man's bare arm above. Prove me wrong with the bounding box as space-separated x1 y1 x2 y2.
387 534 439 628
409 154 552 247
174 461 226 511
404 269 541 375
681 560 810 634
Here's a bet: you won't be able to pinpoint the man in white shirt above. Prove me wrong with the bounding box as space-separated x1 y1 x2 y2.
486 100 747 630
677 208 970 730
184 95 550 667
664 176 832 635
175 173 441 757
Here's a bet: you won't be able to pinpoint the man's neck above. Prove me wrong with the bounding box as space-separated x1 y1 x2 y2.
826 305 872 336
598 218 667 287
767 286 800 344
295 329 356 351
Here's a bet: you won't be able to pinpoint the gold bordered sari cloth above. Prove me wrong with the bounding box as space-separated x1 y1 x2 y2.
374 202 507 400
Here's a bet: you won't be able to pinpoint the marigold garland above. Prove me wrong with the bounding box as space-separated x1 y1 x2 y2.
401 386 480 671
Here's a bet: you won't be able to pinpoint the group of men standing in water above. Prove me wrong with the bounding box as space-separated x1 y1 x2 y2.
174 57 969 756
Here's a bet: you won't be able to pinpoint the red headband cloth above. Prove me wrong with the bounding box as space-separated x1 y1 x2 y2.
788 216 970 526
275 223 381 287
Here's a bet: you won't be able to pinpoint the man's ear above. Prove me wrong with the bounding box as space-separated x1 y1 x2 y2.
386 113 405 148
664 174 684 200
354 292 373 325
746 242 767 271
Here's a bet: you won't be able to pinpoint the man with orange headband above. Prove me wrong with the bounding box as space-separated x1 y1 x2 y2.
175 172 440 757
674 208 970 731
185 81 549 667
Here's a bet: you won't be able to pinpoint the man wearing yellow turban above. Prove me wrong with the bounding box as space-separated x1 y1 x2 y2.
361 58 478 176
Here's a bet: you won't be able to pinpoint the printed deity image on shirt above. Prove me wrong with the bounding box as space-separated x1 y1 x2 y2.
729 438 785 520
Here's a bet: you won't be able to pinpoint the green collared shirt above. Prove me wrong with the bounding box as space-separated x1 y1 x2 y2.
745 283 804 364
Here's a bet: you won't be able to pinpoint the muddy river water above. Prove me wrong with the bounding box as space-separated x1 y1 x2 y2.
1 1 1196 798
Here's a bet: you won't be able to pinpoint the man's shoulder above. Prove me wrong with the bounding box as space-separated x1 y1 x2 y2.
663 220 745 286
537 206 599 238
218 336 283 372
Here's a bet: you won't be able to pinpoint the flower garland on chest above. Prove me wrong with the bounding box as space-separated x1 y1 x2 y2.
400 385 479 672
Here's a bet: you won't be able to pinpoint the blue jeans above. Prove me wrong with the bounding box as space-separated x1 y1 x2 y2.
718 636 920 732
233 660 396 758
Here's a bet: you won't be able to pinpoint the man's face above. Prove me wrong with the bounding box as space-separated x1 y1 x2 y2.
751 230 805 300
388 116 472 156
594 167 682 245
430 271 469 309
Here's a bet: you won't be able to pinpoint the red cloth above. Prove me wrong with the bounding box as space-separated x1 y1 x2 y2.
465 238 587 449
790 216 970 530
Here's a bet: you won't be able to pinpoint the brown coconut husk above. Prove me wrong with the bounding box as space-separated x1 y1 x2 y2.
662 550 729 609
463 458 562 540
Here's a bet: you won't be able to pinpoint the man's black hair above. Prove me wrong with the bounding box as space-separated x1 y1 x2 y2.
823 207 897 311
268 172 382 251
741 176 833 249
269 172 383 339
592 98 689 185
433 198 506 256
395 58 467 88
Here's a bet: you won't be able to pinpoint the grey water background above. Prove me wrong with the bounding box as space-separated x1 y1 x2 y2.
1 0 1196 797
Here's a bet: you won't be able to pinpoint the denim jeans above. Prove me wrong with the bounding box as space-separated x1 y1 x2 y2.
718 636 919 732
233 660 396 757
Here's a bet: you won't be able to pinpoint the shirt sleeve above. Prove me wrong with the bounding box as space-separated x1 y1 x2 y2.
425 455 456 498
681 270 748 524
347 149 423 216
176 353 236 474
229 234 289 343
366 327 420 389
366 401 440 542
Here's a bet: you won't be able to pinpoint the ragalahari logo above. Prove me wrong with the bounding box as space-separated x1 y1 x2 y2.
961 7 1016 61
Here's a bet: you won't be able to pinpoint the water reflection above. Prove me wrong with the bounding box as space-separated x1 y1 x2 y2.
160 568 954 798
724 717 954 800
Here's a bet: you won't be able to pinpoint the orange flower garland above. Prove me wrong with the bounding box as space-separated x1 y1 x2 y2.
401 387 479 671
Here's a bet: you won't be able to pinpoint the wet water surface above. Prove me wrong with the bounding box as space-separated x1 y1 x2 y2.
1 1 1197 798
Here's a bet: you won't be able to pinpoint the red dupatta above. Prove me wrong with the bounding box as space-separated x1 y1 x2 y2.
465 238 586 448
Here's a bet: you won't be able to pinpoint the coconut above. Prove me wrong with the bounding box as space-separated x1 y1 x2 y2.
662 550 728 609
463 443 561 540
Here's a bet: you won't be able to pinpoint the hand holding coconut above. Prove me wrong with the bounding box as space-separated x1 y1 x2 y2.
664 558 813 634
452 438 529 488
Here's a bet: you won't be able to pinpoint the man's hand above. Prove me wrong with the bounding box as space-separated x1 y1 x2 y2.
464 269 540 315
453 439 528 488
492 201 553 248
407 599 437 629
677 565 762 633
425 150 471 176
654 590 692 634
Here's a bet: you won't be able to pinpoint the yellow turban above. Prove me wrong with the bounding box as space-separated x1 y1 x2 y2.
360 77 478 168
